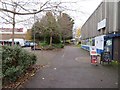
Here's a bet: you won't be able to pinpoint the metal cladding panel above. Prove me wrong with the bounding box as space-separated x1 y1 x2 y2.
96 7 100 36
113 37 120 61
104 2 109 34
87 19 90 37
94 11 98 37
108 2 114 33
85 24 88 38
97 3 103 35
81 24 87 39
81 2 119 40
118 1 120 32
92 14 95 37
102 2 105 19
90 15 94 37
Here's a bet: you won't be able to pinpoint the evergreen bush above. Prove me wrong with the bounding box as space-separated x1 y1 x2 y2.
1 46 37 85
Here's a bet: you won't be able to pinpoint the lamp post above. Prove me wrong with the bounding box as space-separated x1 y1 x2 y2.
33 9 37 50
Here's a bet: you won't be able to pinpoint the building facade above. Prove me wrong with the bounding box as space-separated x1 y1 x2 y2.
0 28 26 40
81 1 120 61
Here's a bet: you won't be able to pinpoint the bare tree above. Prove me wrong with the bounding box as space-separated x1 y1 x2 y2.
0 0 63 46
0 0 87 46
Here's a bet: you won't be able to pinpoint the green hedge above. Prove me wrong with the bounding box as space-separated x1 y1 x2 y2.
2 46 37 85
52 43 64 48
39 41 48 47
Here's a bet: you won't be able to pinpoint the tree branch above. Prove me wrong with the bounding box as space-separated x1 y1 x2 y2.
0 0 51 15
14 2 31 13
1 11 13 19
0 16 12 24
0 8 43 15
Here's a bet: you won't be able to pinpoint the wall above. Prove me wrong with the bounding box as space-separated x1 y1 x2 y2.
113 37 120 61
118 1 120 32
1 34 26 40
81 1 120 61
117 1 120 62
81 2 119 40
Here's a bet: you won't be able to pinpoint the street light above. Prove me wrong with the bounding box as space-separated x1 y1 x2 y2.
33 9 37 50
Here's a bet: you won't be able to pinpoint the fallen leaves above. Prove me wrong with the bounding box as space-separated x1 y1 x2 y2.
31 73 35 77
42 78 45 80
54 68 56 70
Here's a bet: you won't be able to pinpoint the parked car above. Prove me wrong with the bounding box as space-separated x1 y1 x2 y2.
9 38 25 47
24 41 31 47
30 42 37 47
0 40 20 46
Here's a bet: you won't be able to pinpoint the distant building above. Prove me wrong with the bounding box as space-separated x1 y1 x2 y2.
81 1 120 61
0 28 26 40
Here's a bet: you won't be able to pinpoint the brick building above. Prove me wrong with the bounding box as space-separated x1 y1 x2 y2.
0 28 26 40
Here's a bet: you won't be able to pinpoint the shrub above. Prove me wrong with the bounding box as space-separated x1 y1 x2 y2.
2 46 37 85
39 41 48 47
52 43 64 48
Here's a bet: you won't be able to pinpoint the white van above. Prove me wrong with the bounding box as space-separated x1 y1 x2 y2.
9 38 25 47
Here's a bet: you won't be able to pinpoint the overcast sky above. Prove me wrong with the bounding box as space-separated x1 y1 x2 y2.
0 0 103 31
60 0 103 29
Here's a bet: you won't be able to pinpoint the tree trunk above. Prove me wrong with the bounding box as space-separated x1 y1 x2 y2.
44 36 46 43
63 37 65 44
50 34 52 46
44 34 47 43
12 10 15 46
59 32 62 44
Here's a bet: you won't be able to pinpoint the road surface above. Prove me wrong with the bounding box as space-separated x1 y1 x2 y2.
22 45 118 88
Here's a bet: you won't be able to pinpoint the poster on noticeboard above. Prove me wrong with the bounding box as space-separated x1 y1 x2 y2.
90 46 97 56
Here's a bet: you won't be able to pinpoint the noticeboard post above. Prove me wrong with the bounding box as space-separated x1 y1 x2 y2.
90 46 98 65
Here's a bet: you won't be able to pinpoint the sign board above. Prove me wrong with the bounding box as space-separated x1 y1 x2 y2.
95 35 105 50
97 19 106 30
0 28 23 32
90 46 97 55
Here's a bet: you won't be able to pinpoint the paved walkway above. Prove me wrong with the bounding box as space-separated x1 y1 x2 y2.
22 46 118 88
